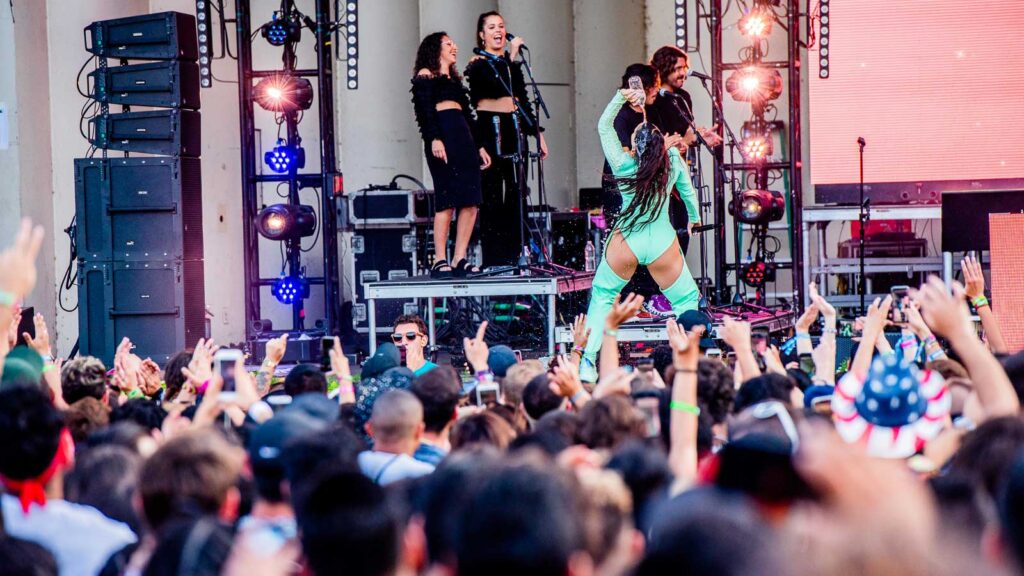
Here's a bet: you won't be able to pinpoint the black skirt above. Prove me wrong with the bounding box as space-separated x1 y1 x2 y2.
424 109 482 210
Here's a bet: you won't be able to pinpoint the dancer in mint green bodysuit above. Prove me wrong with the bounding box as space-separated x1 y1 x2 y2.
581 90 701 376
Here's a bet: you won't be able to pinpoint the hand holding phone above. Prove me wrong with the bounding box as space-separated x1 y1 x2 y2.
320 336 334 372
214 349 244 402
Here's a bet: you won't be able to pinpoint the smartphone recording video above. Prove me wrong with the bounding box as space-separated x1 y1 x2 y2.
635 395 661 438
214 349 243 401
321 336 334 372
475 383 501 406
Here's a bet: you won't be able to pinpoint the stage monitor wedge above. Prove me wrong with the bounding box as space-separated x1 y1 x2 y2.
88 61 200 110
89 109 201 157
85 11 199 61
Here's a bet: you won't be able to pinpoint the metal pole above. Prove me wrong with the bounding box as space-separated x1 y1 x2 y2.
788 0 806 311
711 0 727 305
235 0 260 341
316 0 341 335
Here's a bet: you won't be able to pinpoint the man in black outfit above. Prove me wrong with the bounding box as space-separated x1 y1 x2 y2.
601 63 699 320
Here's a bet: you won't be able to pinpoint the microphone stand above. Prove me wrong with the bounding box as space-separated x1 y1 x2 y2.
517 49 575 276
857 137 868 315
472 52 544 277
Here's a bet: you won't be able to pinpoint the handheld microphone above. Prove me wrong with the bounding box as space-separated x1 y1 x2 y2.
505 33 528 50
473 47 501 60
493 116 502 157
688 70 712 81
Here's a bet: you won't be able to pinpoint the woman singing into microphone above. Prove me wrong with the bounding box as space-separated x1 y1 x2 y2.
412 32 492 278
580 86 701 379
465 11 548 268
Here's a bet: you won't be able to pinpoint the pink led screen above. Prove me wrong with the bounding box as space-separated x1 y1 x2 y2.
809 1 1024 186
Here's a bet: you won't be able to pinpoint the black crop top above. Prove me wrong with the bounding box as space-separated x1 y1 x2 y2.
410 74 479 144
464 55 542 135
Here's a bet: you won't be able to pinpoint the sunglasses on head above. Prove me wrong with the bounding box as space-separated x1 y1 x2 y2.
391 331 422 343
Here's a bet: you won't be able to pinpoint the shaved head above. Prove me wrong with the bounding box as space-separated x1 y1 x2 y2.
370 390 424 444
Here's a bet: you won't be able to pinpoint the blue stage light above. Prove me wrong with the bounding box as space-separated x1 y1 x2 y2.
272 275 309 305
264 139 305 173
262 13 301 47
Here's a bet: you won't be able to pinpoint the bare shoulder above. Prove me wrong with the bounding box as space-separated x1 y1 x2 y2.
416 68 433 78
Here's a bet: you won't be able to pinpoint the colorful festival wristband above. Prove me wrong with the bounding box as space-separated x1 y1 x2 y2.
0 291 15 306
669 401 701 415
971 296 989 309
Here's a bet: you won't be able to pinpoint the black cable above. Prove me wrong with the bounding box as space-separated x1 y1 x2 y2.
58 216 79 313
76 56 96 98
300 186 321 253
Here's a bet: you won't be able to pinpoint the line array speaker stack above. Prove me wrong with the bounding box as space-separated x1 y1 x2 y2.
76 12 205 365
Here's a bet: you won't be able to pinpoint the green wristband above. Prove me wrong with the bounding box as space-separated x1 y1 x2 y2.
669 401 701 415
0 291 15 306
604 328 619 338
971 296 989 309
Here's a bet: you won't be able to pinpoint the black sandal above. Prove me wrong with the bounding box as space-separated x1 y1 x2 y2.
431 259 453 279
453 258 481 277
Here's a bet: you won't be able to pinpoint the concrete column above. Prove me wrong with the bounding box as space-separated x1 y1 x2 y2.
496 0 575 208
573 0 645 190
337 0 423 192
417 0 497 188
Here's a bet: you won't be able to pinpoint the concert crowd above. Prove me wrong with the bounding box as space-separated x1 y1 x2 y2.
0 201 1023 576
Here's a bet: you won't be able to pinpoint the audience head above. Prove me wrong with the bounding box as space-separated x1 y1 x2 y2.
367 389 425 453
137 430 244 533
110 398 167 433
61 356 107 405
457 462 584 576
949 416 1024 499
283 363 328 397
578 396 646 450
450 410 517 452
411 366 461 435
0 387 70 506
64 444 142 533
487 345 518 379
523 373 566 421
295 469 402 576
733 373 796 413
66 397 110 444
0 537 58 576
0 346 44 391
249 410 328 504
162 350 193 402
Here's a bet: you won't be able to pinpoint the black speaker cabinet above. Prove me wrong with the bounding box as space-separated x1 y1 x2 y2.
85 11 198 61
75 157 204 262
88 61 200 110
89 109 201 157
349 228 420 333
941 190 1024 253
78 259 206 366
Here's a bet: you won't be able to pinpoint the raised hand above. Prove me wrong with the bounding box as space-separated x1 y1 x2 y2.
795 302 820 333
0 218 45 300
571 314 591 351
138 359 163 398
718 316 752 352
666 319 703 369
22 313 52 358
912 277 972 342
181 337 215 387
762 344 787 375
961 255 985 300
808 281 837 323
862 295 893 340
549 354 585 403
606 293 644 329
264 334 288 367
592 366 633 400
463 321 490 372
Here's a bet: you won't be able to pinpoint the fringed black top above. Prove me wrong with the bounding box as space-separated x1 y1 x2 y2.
464 55 542 135
410 74 479 144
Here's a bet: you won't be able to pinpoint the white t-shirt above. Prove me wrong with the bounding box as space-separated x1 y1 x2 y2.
358 450 435 485
1 494 137 576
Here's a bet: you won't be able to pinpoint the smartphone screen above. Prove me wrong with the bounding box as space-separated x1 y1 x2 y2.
214 349 243 397
751 332 768 354
706 348 722 359
628 75 643 92
513 349 523 363
321 337 334 372
799 353 816 376
637 358 655 372
476 384 500 406
15 306 34 347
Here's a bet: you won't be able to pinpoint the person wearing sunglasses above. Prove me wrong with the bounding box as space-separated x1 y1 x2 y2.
391 315 438 377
